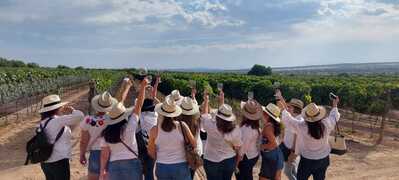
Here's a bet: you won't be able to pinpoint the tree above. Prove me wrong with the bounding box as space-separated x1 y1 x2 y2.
27 62 40 68
247 64 272 76
57 65 70 69
75 66 85 70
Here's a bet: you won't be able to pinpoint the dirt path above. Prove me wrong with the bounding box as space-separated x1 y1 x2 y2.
0 88 90 180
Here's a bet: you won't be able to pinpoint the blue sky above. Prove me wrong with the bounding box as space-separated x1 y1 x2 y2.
0 0 398 69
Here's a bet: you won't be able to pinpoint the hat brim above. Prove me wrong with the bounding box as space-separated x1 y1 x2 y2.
241 102 263 121
262 106 281 123
155 103 182 118
181 105 200 116
302 106 327 122
39 102 68 113
166 95 183 102
289 102 303 109
91 95 118 113
108 107 134 125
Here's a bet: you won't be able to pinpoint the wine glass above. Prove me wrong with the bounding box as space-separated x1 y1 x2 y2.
248 91 254 100
217 83 223 92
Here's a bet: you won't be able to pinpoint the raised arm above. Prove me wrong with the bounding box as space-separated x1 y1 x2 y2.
152 75 160 99
201 90 209 115
218 90 224 107
191 87 197 102
59 106 84 126
133 79 148 117
323 97 341 131
115 78 133 104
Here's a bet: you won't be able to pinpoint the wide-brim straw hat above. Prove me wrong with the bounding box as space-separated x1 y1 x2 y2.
302 103 326 122
180 97 199 116
39 95 68 113
91 92 117 113
155 97 182 118
241 100 263 120
108 103 133 125
262 103 281 123
167 90 183 102
289 98 304 109
216 104 236 122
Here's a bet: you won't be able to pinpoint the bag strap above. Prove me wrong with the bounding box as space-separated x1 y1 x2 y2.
121 140 139 157
39 117 53 130
40 117 64 144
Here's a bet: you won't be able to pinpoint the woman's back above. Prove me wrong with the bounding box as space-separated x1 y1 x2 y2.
155 121 186 164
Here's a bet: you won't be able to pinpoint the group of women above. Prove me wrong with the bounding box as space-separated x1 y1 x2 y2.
37 74 340 180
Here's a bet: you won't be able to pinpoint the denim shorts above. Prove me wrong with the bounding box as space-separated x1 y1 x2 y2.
155 162 191 180
108 159 142 180
259 147 284 179
88 150 102 174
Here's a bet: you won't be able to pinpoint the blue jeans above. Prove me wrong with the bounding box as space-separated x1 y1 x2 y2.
204 156 236 180
88 150 102 175
236 155 259 180
108 159 142 180
155 162 191 180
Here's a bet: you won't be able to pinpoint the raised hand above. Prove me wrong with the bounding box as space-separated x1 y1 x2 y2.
332 96 340 107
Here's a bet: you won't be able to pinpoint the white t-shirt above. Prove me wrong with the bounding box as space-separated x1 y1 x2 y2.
80 115 109 151
201 114 242 162
283 114 304 149
40 110 84 163
139 111 158 145
101 114 139 162
239 125 260 159
281 108 340 160
155 121 186 164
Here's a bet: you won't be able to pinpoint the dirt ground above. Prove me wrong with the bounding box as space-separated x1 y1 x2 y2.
0 89 398 180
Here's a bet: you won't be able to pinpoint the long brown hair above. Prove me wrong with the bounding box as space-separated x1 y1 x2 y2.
216 116 235 134
240 116 260 130
161 116 177 132
178 114 200 137
306 120 325 139
263 112 281 137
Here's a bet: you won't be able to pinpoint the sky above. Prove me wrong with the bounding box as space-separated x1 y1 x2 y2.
0 0 398 69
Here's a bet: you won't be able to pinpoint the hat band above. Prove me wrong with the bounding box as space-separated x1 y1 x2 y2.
43 101 61 107
244 105 257 115
161 106 176 114
218 111 232 117
98 99 111 108
111 111 125 120
306 109 320 118
181 105 193 111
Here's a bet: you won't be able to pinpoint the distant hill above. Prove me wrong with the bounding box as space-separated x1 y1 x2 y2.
168 62 399 75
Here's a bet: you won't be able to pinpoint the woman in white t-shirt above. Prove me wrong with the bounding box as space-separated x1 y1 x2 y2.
99 79 147 180
148 97 197 180
235 99 263 180
38 94 84 180
177 88 201 179
276 90 340 180
200 91 242 180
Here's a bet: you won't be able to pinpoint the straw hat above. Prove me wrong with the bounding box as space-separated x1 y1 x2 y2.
155 97 182 118
289 98 304 109
180 97 199 116
168 90 183 102
108 103 133 125
262 103 281 123
91 92 117 113
39 95 68 113
241 100 263 120
302 103 326 122
216 104 236 122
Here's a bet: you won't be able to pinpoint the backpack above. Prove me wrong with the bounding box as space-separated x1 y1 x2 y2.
24 118 65 165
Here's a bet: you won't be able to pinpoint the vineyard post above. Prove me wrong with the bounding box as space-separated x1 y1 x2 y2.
377 89 392 145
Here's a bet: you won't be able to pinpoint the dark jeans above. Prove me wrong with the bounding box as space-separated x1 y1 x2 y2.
40 158 70 180
235 155 259 180
204 156 236 180
297 156 330 180
143 151 155 180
